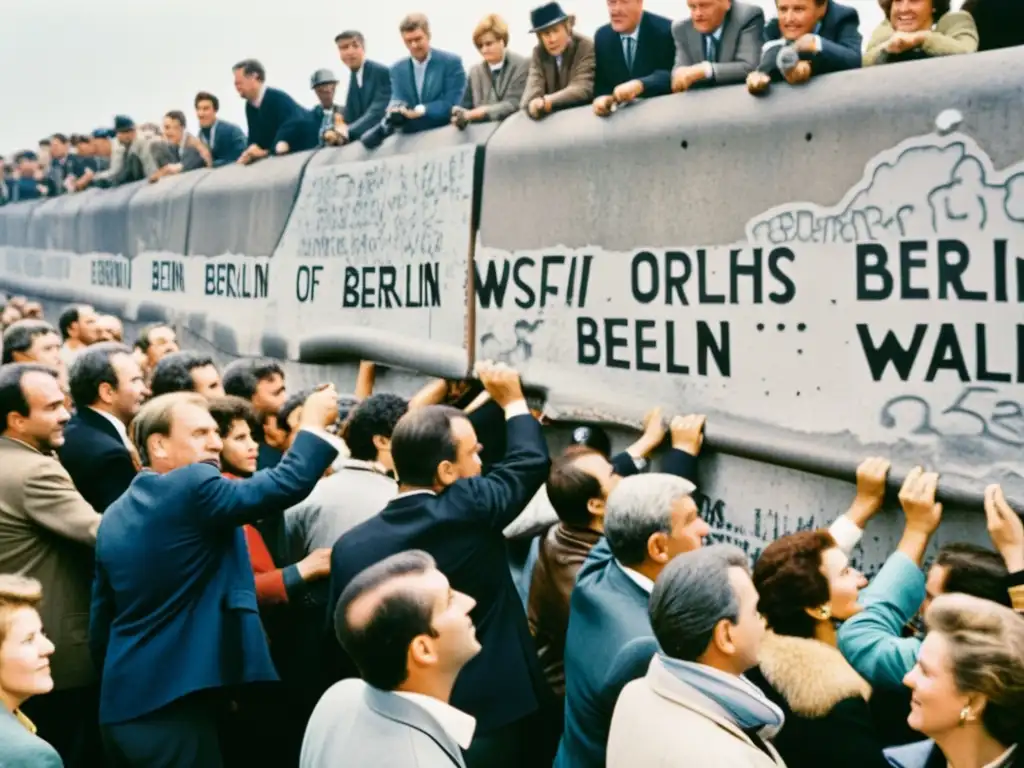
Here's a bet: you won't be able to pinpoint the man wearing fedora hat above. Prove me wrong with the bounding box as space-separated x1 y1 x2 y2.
521 2 596 120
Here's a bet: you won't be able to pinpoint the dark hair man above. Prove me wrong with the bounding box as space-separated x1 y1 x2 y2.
150 110 211 183
150 351 225 399
335 30 392 141
232 58 305 166
194 91 248 166
57 304 100 369
2 320 61 367
134 324 179 375
327 361 554 767
302 551 479 767
91 387 340 766
59 343 148 513
0 364 103 766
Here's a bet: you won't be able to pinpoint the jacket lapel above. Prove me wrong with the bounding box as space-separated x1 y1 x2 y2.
687 23 705 62
364 685 465 767
718 9 739 61
76 407 123 444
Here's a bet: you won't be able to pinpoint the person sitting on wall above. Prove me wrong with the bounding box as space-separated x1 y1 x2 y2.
592 0 676 118
521 3 597 121
747 0 862 95
452 14 530 129
670 0 765 93
863 0 977 66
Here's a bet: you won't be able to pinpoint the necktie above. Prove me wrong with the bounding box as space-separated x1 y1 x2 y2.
623 36 636 72
705 35 718 63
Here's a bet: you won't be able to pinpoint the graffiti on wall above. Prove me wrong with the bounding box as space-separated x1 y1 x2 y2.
475 130 1024 483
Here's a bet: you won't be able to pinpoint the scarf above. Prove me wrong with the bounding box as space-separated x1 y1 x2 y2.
659 653 786 740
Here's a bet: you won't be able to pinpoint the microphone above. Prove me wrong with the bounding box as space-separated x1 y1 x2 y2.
776 45 800 75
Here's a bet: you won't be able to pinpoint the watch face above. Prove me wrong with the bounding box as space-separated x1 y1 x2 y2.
572 427 590 444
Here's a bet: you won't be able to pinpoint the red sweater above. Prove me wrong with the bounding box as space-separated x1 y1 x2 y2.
222 472 291 606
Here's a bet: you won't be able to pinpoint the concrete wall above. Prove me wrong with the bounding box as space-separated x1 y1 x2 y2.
2 48 1022 569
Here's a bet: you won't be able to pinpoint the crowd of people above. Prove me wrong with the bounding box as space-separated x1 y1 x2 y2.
3 0 1024 203
0 291 1022 768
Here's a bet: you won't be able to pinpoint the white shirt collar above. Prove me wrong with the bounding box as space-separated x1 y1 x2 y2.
252 83 268 108
413 52 432 69
89 406 130 446
621 26 640 42
392 691 476 749
489 54 507 73
355 63 365 87
615 559 655 594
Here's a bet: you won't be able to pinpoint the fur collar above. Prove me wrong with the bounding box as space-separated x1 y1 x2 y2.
757 631 871 718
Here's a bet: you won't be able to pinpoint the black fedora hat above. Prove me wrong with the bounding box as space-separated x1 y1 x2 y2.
530 2 572 33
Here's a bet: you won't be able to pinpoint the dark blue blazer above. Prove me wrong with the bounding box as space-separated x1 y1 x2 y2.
327 412 550 734
244 86 306 152
555 539 655 768
89 431 337 725
388 49 467 133
594 11 677 99
57 408 135 514
763 1 862 75
200 119 247 167
344 59 392 140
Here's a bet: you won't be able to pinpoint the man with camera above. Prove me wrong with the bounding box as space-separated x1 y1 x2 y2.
362 14 466 149
747 0 862 94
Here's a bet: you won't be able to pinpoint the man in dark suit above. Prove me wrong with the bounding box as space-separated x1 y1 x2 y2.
336 30 392 141
671 0 765 91
555 472 709 768
90 387 340 767
232 58 306 165
748 0 861 93
592 0 676 116
58 343 148 514
387 14 467 134
194 91 248 166
327 362 552 768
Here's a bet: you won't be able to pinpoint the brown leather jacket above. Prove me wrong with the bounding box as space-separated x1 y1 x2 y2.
528 522 602 696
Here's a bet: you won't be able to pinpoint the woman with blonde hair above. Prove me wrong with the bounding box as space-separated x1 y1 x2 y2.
886 593 1023 768
0 575 62 766
453 14 529 128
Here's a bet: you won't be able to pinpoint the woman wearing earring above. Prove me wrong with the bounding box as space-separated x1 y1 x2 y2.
746 529 889 768
885 593 1022 768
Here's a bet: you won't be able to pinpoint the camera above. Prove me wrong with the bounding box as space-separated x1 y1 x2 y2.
361 103 408 149
776 45 801 75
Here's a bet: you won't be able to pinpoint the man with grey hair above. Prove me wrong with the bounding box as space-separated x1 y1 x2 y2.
556 472 708 768
607 545 785 766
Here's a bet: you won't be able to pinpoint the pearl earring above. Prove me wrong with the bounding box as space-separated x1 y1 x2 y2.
959 705 971 726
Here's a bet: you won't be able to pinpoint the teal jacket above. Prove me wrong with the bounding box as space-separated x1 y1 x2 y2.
0 709 63 767
837 551 925 690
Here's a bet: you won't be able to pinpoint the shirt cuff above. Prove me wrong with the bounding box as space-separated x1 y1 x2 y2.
413 104 426 117
504 400 530 419
829 514 864 555
633 456 649 471
703 62 714 80
814 35 823 53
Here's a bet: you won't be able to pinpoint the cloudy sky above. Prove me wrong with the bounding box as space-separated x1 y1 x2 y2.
0 0 886 155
